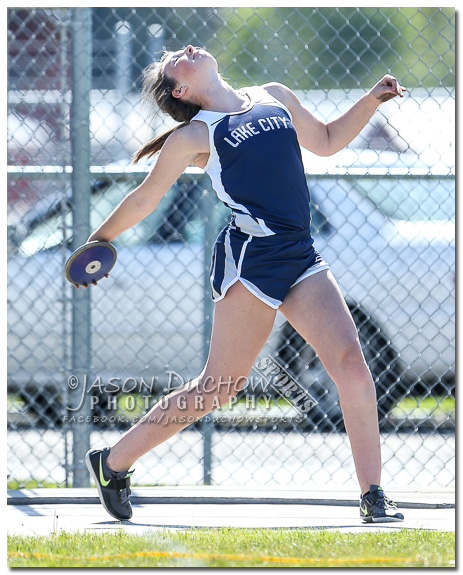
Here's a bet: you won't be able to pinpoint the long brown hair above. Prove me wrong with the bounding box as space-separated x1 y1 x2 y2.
132 51 201 163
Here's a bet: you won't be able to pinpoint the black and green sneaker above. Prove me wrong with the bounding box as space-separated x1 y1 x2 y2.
85 447 134 521
360 485 404 523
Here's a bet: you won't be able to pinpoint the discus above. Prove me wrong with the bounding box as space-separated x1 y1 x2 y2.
64 240 117 288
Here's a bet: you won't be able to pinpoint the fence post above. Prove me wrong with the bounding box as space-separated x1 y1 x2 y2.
201 180 215 484
115 20 132 94
70 7 92 487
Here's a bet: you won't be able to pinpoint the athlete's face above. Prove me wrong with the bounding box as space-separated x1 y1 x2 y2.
163 45 218 89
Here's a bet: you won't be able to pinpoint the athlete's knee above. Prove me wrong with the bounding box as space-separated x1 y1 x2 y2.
341 338 368 368
326 337 373 386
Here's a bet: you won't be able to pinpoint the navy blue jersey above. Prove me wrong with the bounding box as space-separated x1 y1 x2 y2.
192 85 312 236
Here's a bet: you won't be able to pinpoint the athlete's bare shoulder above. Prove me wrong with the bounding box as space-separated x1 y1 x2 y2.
261 82 298 107
166 119 210 157
260 82 305 116
175 120 209 147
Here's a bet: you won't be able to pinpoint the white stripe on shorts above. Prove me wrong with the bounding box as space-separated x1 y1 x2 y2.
212 229 253 303
291 259 330 289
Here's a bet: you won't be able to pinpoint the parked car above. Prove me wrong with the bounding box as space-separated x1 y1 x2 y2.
7 150 455 430
273 166 455 430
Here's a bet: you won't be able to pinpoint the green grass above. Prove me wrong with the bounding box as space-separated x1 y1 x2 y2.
7 478 61 490
397 396 455 412
7 528 455 568
391 396 455 424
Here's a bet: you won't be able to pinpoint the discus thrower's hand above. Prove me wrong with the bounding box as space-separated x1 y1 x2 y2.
368 74 406 103
78 274 110 288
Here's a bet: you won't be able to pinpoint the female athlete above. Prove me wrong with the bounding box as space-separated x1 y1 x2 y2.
85 45 406 523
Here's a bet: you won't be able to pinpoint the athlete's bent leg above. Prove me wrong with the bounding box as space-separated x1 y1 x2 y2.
106 281 277 472
279 269 381 495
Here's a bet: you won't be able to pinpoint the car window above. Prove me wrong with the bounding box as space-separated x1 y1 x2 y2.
17 178 230 256
354 177 455 222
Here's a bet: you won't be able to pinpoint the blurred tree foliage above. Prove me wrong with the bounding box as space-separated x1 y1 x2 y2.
208 7 455 89
158 7 454 89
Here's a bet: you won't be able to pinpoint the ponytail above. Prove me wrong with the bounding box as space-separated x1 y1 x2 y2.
132 122 187 163
133 52 201 164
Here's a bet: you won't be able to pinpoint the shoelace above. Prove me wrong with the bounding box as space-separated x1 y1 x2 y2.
373 494 397 510
115 475 132 506
384 496 398 509
119 486 131 506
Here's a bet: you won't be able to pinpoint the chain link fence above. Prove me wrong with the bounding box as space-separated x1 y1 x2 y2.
7 7 455 490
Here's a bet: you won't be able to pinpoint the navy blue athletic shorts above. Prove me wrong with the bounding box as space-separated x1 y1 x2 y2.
210 222 330 309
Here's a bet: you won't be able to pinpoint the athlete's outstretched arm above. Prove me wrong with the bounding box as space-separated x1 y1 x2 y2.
88 121 209 242
264 76 405 157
